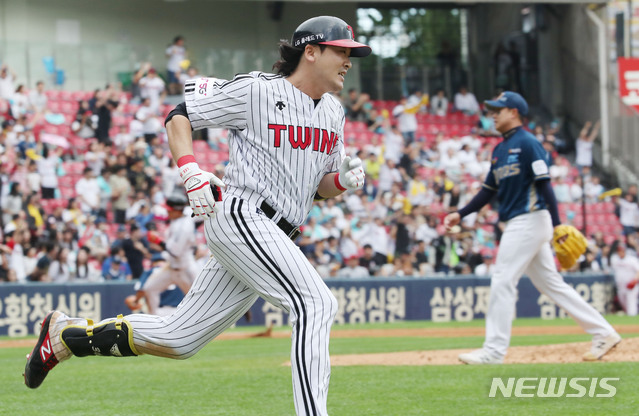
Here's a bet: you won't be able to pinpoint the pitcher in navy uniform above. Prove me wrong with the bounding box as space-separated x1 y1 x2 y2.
25 16 370 416
444 92 620 364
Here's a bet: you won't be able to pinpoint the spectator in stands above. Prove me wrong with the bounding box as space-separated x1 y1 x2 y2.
610 242 639 316
102 247 132 281
25 160 41 195
474 251 495 276
343 88 370 121
48 246 71 282
75 167 100 216
109 165 133 224
70 246 102 281
430 88 449 117
28 80 47 115
0 241 16 282
138 67 166 111
377 159 403 196
7 227 29 282
85 141 107 177
2 182 23 226
37 145 63 199
383 124 404 164
178 67 200 91
83 217 110 263
127 157 154 193
94 88 119 145
136 97 162 143
122 223 150 279
454 86 480 115
166 35 187 95
71 100 95 139
570 176 584 203
584 175 604 203
148 145 170 177
337 255 370 278
354 216 390 265
0 64 16 101
11 84 29 118
553 175 572 203
27 242 57 282
575 120 600 172
392 92 426 145
618 191 639 236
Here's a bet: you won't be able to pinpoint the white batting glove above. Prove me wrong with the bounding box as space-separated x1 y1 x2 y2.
179 162 225 218
336 156 365 191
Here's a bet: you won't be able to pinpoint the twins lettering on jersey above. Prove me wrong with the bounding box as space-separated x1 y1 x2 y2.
268 124 339 154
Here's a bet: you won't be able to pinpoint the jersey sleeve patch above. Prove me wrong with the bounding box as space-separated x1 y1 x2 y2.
531 159 549 176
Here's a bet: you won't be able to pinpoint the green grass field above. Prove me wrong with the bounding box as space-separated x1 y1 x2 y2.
4 316 638 416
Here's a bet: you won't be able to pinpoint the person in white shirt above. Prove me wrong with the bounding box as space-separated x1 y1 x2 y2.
165 35 187 95
584 175 604 203
138 68 166 111
392 91 425 144
0 64 16 101
474 252 495 276
454 86 480 115
74 167 100 215
430 89 449 116
610 243 639 316
336 255 370 278
575 120 600 170
618 192 639 235
135 97 162 141
28 81 48 114
11 85 30 117
36 146 60 199
383 124 405 163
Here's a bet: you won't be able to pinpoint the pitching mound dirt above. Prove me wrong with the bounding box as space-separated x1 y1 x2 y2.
330 337 639 366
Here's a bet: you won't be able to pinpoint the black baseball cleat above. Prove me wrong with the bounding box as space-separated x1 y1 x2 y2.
24 311 60 389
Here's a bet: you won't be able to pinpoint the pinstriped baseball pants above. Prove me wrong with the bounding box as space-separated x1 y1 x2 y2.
127 194 338 416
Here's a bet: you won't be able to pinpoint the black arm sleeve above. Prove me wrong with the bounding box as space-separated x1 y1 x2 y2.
536 178 561 227
164 101 189 126
457 187 496 218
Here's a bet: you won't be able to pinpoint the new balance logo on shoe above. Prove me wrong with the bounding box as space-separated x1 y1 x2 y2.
40 336 53 362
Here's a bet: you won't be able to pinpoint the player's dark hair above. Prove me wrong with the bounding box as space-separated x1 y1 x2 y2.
273 41 325 76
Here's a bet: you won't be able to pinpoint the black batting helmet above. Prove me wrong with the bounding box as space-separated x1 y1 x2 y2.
166 191 188 210
292 16 371 58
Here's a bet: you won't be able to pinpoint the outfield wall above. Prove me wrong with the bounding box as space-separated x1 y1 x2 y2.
0 274 615 337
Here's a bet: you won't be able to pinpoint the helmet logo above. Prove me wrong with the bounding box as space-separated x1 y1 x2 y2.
346 25 354 40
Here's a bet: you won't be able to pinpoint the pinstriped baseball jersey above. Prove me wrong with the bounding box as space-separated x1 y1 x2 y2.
184 72 345 226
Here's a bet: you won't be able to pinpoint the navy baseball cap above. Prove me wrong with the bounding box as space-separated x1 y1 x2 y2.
484 91 529 116
292 16 371 57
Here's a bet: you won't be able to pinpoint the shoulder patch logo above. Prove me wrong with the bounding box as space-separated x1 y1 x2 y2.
275 101 286 111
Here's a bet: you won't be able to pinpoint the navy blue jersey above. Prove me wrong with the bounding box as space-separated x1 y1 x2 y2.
484 126 551 221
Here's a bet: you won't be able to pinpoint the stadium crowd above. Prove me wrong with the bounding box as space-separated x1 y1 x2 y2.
0 61 632 290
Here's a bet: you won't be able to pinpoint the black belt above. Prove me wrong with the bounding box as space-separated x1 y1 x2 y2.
260 201 301 241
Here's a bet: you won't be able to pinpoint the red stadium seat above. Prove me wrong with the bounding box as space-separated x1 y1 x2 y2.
58 90 73 101
45 90 60 100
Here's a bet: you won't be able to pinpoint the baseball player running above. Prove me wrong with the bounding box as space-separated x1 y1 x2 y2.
24 16 369 416
126 191 197 315
444 91 621 364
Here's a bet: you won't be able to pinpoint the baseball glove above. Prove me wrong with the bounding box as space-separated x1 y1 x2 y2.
552 224 588 270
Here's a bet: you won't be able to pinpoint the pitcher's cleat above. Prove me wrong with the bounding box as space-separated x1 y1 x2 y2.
24 311 65 388
458 348 503 365
583 332 622 361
